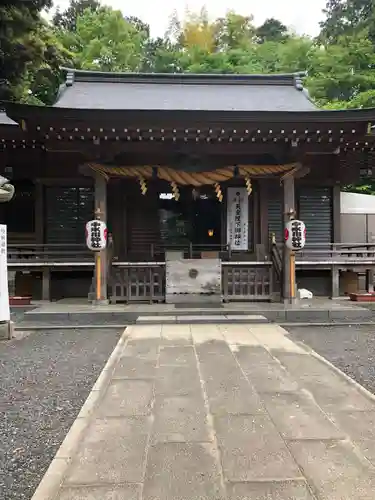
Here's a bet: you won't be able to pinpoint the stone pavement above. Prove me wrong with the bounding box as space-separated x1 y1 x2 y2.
32 323 375 500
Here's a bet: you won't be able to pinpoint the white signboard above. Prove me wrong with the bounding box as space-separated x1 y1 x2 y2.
0 224 10 321
227 187 249 251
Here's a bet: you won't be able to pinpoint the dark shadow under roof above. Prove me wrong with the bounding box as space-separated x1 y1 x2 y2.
55 69 317 112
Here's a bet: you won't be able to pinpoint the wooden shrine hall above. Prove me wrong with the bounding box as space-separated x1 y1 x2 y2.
1 68 375 303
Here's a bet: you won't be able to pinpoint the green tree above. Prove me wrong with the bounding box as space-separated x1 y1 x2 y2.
0 0 55 101
307 31 375 105
62 7 146 71
319 0 375 42
53 0 100 31
214 11 256 50
18 21 73 105
256 18 289 43
141 38 183 72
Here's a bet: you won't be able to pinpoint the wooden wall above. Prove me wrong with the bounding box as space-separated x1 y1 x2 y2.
2 149 343 253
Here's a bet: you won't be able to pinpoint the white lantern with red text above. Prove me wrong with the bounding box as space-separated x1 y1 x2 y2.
285 220 306 251
85 220 107 251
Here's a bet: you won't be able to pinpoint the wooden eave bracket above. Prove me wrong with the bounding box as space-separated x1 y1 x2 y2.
281 163 310 181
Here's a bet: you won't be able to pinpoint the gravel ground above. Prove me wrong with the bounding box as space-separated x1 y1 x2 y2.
0 328 122 500
287 325 375 396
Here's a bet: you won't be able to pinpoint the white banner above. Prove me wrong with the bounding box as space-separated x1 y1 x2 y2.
226 188 249 251
0 224 10 321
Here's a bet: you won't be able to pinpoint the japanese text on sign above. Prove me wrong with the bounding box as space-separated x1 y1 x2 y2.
227 187 249 251
0 225 5 256
0 224 10 321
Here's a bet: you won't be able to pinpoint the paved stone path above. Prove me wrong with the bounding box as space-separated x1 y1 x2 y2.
32 323 375 500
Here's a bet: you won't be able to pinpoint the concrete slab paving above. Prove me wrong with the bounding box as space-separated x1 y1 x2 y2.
289 439 375 499
214 414 302 481
261 392 345 440
129 324 162 339
329 410 375 463
226 481 315 500
57 484 141 500
159 345 196 366
234 346 300 393
218 325 260 346
143 442 225 500
152 395 212 443
274 352 375 412
122 338 160 360
96 379 154 417
196 341 264 415
176 315 228 323
190 324 224 344
155 365 202 397
112 356 157 379
161 324 192 344
251 330 306 353
31 322 375 500
65 416 151 484
136 315 177 324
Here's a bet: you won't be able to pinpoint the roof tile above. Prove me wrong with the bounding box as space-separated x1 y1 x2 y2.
55 69 316 112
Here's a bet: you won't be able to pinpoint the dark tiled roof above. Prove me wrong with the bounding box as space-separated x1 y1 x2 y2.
55 69 317 112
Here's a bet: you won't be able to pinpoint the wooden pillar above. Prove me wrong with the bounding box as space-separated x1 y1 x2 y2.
94 173 108 304
282 176 296 303
332 184 341 243
35 180 44 244
258 180 269 248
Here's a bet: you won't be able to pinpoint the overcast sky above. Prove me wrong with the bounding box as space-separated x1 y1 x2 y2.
50 0 327 38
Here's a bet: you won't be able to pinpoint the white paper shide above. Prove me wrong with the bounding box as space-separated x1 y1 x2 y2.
227 187 249 251
0 224 10 321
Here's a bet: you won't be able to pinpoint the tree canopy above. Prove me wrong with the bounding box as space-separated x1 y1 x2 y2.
3 0 374 110
3 0 375 191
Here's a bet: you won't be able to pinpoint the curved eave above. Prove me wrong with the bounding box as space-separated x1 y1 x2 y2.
5 102 375 126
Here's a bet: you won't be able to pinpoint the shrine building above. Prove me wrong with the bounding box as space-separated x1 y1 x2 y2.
1 68 375 303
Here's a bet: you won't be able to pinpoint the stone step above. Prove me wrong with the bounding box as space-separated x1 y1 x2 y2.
135 314 268 325
12 303 372 328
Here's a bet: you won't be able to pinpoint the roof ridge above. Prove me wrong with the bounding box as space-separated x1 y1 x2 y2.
60 67 307 87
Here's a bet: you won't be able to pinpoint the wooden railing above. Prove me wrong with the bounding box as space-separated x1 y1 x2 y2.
109 261 273 303
7 243 93 265
287 243 375 265
110 263 166 303
149 243 229 260
222 262 273 302
270 235 282 282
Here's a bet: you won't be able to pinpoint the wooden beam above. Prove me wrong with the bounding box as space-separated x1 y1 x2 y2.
294 166 311 179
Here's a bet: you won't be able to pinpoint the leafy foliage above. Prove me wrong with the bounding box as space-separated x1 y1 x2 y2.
3 0 375 194
52 0 100 31
256 18 289 43
0 0 53 101
319 0 375 43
